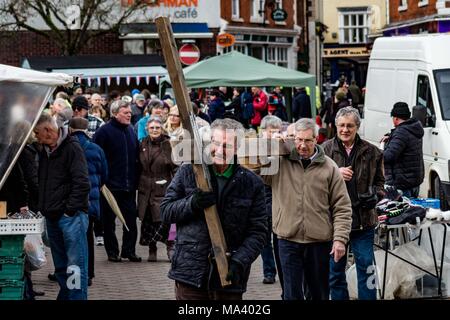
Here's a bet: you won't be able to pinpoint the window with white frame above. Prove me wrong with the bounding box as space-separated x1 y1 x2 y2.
399 0 408 11
275 0 282 9
339 9 370 44
418 0 428 7
251 0 264 19
267 46 288 68
232 0 240 19
223 44 248 55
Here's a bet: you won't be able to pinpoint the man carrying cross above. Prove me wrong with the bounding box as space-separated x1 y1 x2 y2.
160 118 267 300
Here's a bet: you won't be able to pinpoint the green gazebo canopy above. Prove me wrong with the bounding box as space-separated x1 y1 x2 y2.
161 51 316 113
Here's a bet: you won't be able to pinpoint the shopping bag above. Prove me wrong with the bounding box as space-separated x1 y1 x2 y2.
24 234 47 271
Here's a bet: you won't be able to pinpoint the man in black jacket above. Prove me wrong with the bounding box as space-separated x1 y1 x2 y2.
160 118 267 300
292 87 312 121
93 100 142 263
33 113 90 300
383 102 424 198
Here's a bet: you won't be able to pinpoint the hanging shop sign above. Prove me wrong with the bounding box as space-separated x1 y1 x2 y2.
271 9 288 22
216 33 235 47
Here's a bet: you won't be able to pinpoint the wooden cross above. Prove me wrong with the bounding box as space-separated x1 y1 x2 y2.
155 17 231 287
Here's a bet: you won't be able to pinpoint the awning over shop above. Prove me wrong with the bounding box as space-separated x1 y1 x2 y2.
119 22 213 39
53 66 167 78
22 54 167 86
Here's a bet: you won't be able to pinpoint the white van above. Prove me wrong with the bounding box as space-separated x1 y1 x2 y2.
362 34 450 209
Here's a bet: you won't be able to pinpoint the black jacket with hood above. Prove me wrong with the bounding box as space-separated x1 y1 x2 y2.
383 118 424 190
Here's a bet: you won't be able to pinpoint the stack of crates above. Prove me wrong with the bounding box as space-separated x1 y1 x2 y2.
0 235 25 300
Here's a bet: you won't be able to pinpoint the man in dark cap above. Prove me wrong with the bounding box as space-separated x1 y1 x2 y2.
72 95 104 138
382 102 424 198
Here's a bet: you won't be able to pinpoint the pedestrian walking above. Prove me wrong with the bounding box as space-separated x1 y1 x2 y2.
69 117 108 286
138 117 177 262
93 100 142 263
262 118 352 300
323 107 384 300
160 118 267 300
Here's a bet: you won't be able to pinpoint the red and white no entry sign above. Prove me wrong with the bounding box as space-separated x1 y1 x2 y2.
179 44 200 65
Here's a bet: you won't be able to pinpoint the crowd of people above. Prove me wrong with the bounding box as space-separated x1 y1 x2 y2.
0 79 425 301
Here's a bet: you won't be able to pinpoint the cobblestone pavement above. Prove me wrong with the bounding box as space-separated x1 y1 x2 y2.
33 221 282 300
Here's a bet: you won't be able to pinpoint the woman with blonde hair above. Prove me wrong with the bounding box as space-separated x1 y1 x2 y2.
164 105 183 140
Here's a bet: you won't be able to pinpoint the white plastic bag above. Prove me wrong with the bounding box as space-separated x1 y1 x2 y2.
24 234 47 270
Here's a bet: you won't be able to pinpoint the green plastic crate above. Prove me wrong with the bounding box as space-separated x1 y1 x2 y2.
0 235 25 257
0 256 24 280
0 280 24 300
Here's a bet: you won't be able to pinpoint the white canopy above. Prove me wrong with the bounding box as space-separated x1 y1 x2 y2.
0 63 73 86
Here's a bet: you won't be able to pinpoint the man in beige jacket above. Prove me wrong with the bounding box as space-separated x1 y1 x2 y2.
263 118 352 300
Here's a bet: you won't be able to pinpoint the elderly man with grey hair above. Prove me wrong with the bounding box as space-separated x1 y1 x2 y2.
262 117 352 300
33 113 90 300
322 106 384 300
93 100 142 263
161 118 267 300
50 98 73 127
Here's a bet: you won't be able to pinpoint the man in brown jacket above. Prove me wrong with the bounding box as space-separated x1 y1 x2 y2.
263 118 352 300
323 106 384 300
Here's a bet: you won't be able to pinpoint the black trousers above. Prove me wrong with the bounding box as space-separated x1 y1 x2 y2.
87 216 95 279
93 215 104 238
279 239 332 300
101 190 138 257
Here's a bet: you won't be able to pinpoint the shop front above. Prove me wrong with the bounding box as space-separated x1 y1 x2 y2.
220 25 300 70
322 44 371 87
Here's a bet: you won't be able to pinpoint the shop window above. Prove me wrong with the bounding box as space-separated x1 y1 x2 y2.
267 46 288 68
232 0 240 19
338 9 369 44
223 44 248 55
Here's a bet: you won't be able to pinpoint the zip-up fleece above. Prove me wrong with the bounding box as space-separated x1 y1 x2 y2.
264 145 352 244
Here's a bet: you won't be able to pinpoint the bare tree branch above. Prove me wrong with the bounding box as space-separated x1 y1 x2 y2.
0 0 149 56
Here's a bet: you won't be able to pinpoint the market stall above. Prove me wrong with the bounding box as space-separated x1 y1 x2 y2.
159 51 317 119
0 63 72 300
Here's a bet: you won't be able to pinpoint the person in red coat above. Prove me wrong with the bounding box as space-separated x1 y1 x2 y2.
251 87 268 129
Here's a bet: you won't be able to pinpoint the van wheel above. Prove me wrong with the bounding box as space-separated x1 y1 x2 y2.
433 176 449 211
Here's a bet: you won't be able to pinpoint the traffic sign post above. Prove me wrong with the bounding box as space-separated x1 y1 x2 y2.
179 43 200 65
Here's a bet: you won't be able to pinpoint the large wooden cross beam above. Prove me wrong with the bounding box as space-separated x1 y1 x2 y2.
155 17 231 287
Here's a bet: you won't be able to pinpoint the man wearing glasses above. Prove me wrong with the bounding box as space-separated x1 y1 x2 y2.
323 107 384 300
263 118 352 300
160 118 267 300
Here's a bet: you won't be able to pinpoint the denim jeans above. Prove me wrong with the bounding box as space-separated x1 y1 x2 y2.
329 228 376 300
279 239 331 300
46 212 89 300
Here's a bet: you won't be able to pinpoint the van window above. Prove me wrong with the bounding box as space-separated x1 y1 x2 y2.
434 69 450 121
416 75 436 127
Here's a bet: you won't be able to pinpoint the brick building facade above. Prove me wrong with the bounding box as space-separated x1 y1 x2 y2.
384 0 450 35
0 32 122 67
219 0 303 70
